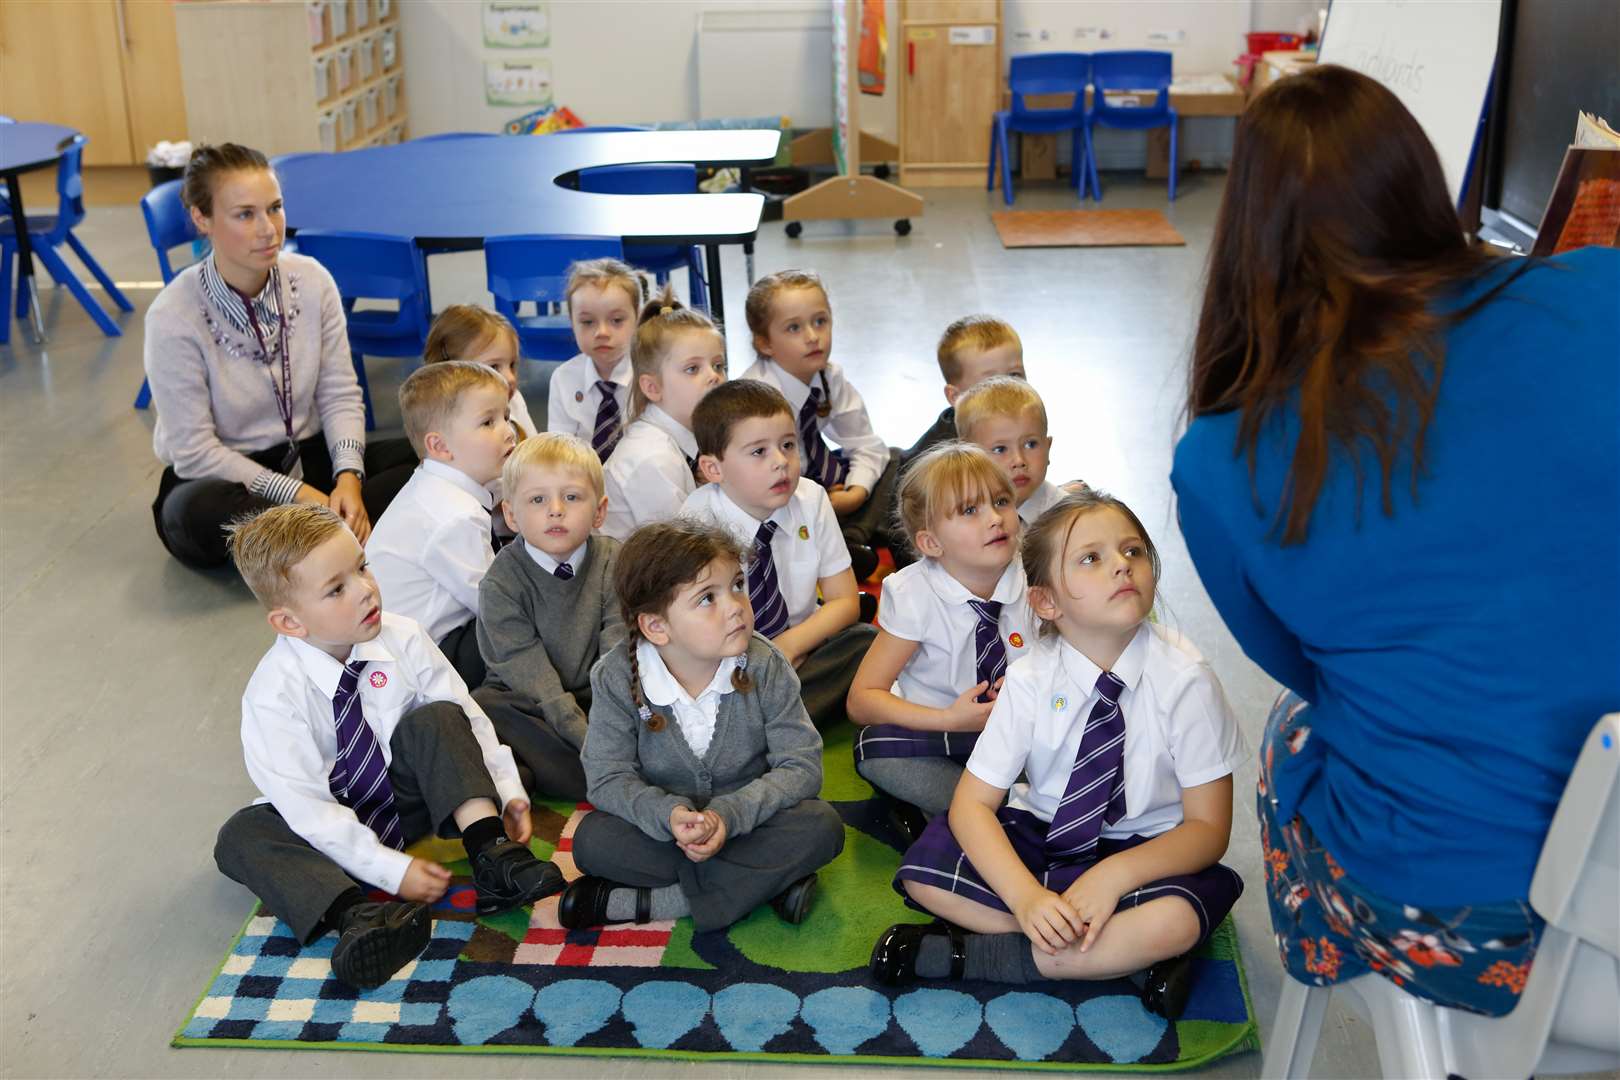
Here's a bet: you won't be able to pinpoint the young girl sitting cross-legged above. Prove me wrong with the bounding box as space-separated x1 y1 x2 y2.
874 490 1246 1021
559 518 845 931
847 442 1037 842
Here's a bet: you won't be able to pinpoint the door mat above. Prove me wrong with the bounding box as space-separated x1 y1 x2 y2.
175 726 1258 1069
991 209 1186 248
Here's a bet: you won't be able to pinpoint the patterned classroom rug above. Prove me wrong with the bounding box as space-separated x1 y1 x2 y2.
175 725 1259 1069
990 209 1187 249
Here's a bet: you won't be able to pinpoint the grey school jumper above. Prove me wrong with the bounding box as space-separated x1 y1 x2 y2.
575 633 845 930
473 536 624 800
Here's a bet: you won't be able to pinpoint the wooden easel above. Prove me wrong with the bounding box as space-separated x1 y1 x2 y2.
783 0 923 237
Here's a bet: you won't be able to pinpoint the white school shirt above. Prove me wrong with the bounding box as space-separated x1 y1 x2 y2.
967 623 1247 840
681 477 851 629
239 612 525 895
523 538 588 576
547 351 631 444
600 405 699 541
366 459 495 642
878 557 1037 708
1018 480 1065 526
739 358 889 493
509 386 538 440
635 637 741 757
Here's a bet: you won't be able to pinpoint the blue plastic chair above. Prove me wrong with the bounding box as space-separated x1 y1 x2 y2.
1082 50 1178 202
0 135 132 344
484 235 624 362
988 52 1092 205
132 179 208 408
292 230 434 430
577 163 708 312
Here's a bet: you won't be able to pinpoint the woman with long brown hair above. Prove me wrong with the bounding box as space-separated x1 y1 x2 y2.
1172 65 1617 1015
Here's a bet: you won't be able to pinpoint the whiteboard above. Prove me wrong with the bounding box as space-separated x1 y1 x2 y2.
1319 0 1502 204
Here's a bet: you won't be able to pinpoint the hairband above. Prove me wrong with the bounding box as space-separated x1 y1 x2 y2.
660 305 674 315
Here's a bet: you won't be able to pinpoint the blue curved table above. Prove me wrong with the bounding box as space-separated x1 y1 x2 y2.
275 129 782 323
1 121 80 343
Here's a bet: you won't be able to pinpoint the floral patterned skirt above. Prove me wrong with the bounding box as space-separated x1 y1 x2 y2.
1258 692 1542 1017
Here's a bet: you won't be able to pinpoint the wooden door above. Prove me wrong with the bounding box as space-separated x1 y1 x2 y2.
900 23 999 184
120 0 189 157
0 0 135 164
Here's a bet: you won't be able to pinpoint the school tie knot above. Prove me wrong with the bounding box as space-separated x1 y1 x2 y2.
754 519 780 555
967 598 1003 628
338 659 366 694
554 562 575 580
800 388 822 423
967 598 1007 700
1095 670 1126 706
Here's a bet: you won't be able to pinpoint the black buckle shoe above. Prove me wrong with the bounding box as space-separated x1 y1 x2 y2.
886 801 929 846
858 590 879 624
470 839 564 915
869 921 962 987
330 900 431 990
1140 952 1196 1020
846 541 879 583
769 873 818 924
557 875 652 929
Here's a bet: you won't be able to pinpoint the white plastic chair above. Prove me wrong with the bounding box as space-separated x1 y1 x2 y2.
1263 713 1620 1079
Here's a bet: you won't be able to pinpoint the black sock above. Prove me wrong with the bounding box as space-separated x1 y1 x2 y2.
324 886 368 931
917 931 1042 983
461 815 505 857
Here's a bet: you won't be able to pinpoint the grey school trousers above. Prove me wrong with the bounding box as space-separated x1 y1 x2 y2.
797 622 877 730
572 799 846 932
472 684 591 802
213 702 499 943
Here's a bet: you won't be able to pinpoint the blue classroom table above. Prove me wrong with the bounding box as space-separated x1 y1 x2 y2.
275 129 782 324
1 121 80 342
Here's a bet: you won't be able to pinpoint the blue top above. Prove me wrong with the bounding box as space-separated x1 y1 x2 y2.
1171 246 1620 907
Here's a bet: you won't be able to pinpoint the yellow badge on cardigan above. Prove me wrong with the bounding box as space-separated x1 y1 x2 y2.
797 525 810 541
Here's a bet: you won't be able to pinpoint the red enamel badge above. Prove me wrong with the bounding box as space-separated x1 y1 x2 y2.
1008 632 1024 649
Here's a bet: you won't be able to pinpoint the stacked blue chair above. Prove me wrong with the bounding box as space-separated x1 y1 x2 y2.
988 52 1092 205
0 134 132 344
484 235 625 362
292 230 433 431
133 179 207 408
577 163 708 312
1082 50 1178 201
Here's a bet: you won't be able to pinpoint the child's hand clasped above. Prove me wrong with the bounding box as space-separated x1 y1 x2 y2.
669 805 711 844
1061 868 1122 951
399 857 452 903
1014 886 1085 955
679 810 728 862
944 678 1002 731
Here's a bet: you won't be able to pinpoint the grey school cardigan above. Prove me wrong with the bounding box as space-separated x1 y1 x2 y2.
143 252 366 503
476 535 625 746
583 633 824 843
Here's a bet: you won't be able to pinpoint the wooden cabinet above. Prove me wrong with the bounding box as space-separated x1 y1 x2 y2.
898 0 1002 187
0 0 188 166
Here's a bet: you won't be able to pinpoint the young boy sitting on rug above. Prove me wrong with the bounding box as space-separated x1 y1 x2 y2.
474 433 625 802
214 505 564 990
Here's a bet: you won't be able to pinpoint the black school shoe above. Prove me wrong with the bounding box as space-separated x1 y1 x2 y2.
845 539 879 583
886 800 929 846
769 873 818 924
331 900 432 990
869 921 962 987
558 875 649 929
1140 952 1196 1020
470 838 565 915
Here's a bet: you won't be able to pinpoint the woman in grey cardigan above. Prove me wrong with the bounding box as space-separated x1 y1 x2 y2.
144 143 414 569
561 519 845 932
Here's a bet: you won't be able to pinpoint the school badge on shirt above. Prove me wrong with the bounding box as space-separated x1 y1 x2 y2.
797 525 810 540
1052 695 1067 711
574 391 584 402
1008 632 1025 649
369 671 388 689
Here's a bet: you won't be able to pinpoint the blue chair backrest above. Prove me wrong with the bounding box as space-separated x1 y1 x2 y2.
140 179 200 284
1091 51 1174 117
293 230 431 331
1009 52 1091 112
578 163 697 197
43 136 88 240
484 234 624 309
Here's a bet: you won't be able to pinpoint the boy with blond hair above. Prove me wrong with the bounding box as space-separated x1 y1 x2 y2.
902 316 1027 466
214 505 563 990
367 361 517 685
474 433 625 800
954 375 1070 524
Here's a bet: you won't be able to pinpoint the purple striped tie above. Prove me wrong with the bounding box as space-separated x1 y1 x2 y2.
1045 671 1128 862
554 561 574 580
747 520 791 638
591 380 622 459
798 388 849 488
968 599 1006 701
329 660 405 850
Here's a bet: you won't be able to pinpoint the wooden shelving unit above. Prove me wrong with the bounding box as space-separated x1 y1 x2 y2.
174 0 408 158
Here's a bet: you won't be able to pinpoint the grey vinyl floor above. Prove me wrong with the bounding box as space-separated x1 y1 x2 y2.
0 174 1388 1078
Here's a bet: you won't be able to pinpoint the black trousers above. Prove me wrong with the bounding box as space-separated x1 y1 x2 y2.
436 619 488 690
837 447 903 551
213 702 499 942
153 434 416 569
798 621 877 730
472 684 590 802
573 799 845 932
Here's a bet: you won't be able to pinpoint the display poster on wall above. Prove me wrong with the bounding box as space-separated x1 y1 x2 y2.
483 2 549 48
484 59 553 107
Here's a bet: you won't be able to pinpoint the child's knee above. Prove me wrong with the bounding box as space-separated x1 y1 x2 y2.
801 799 846 861
1144 896 1203 956
214 807 257 872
